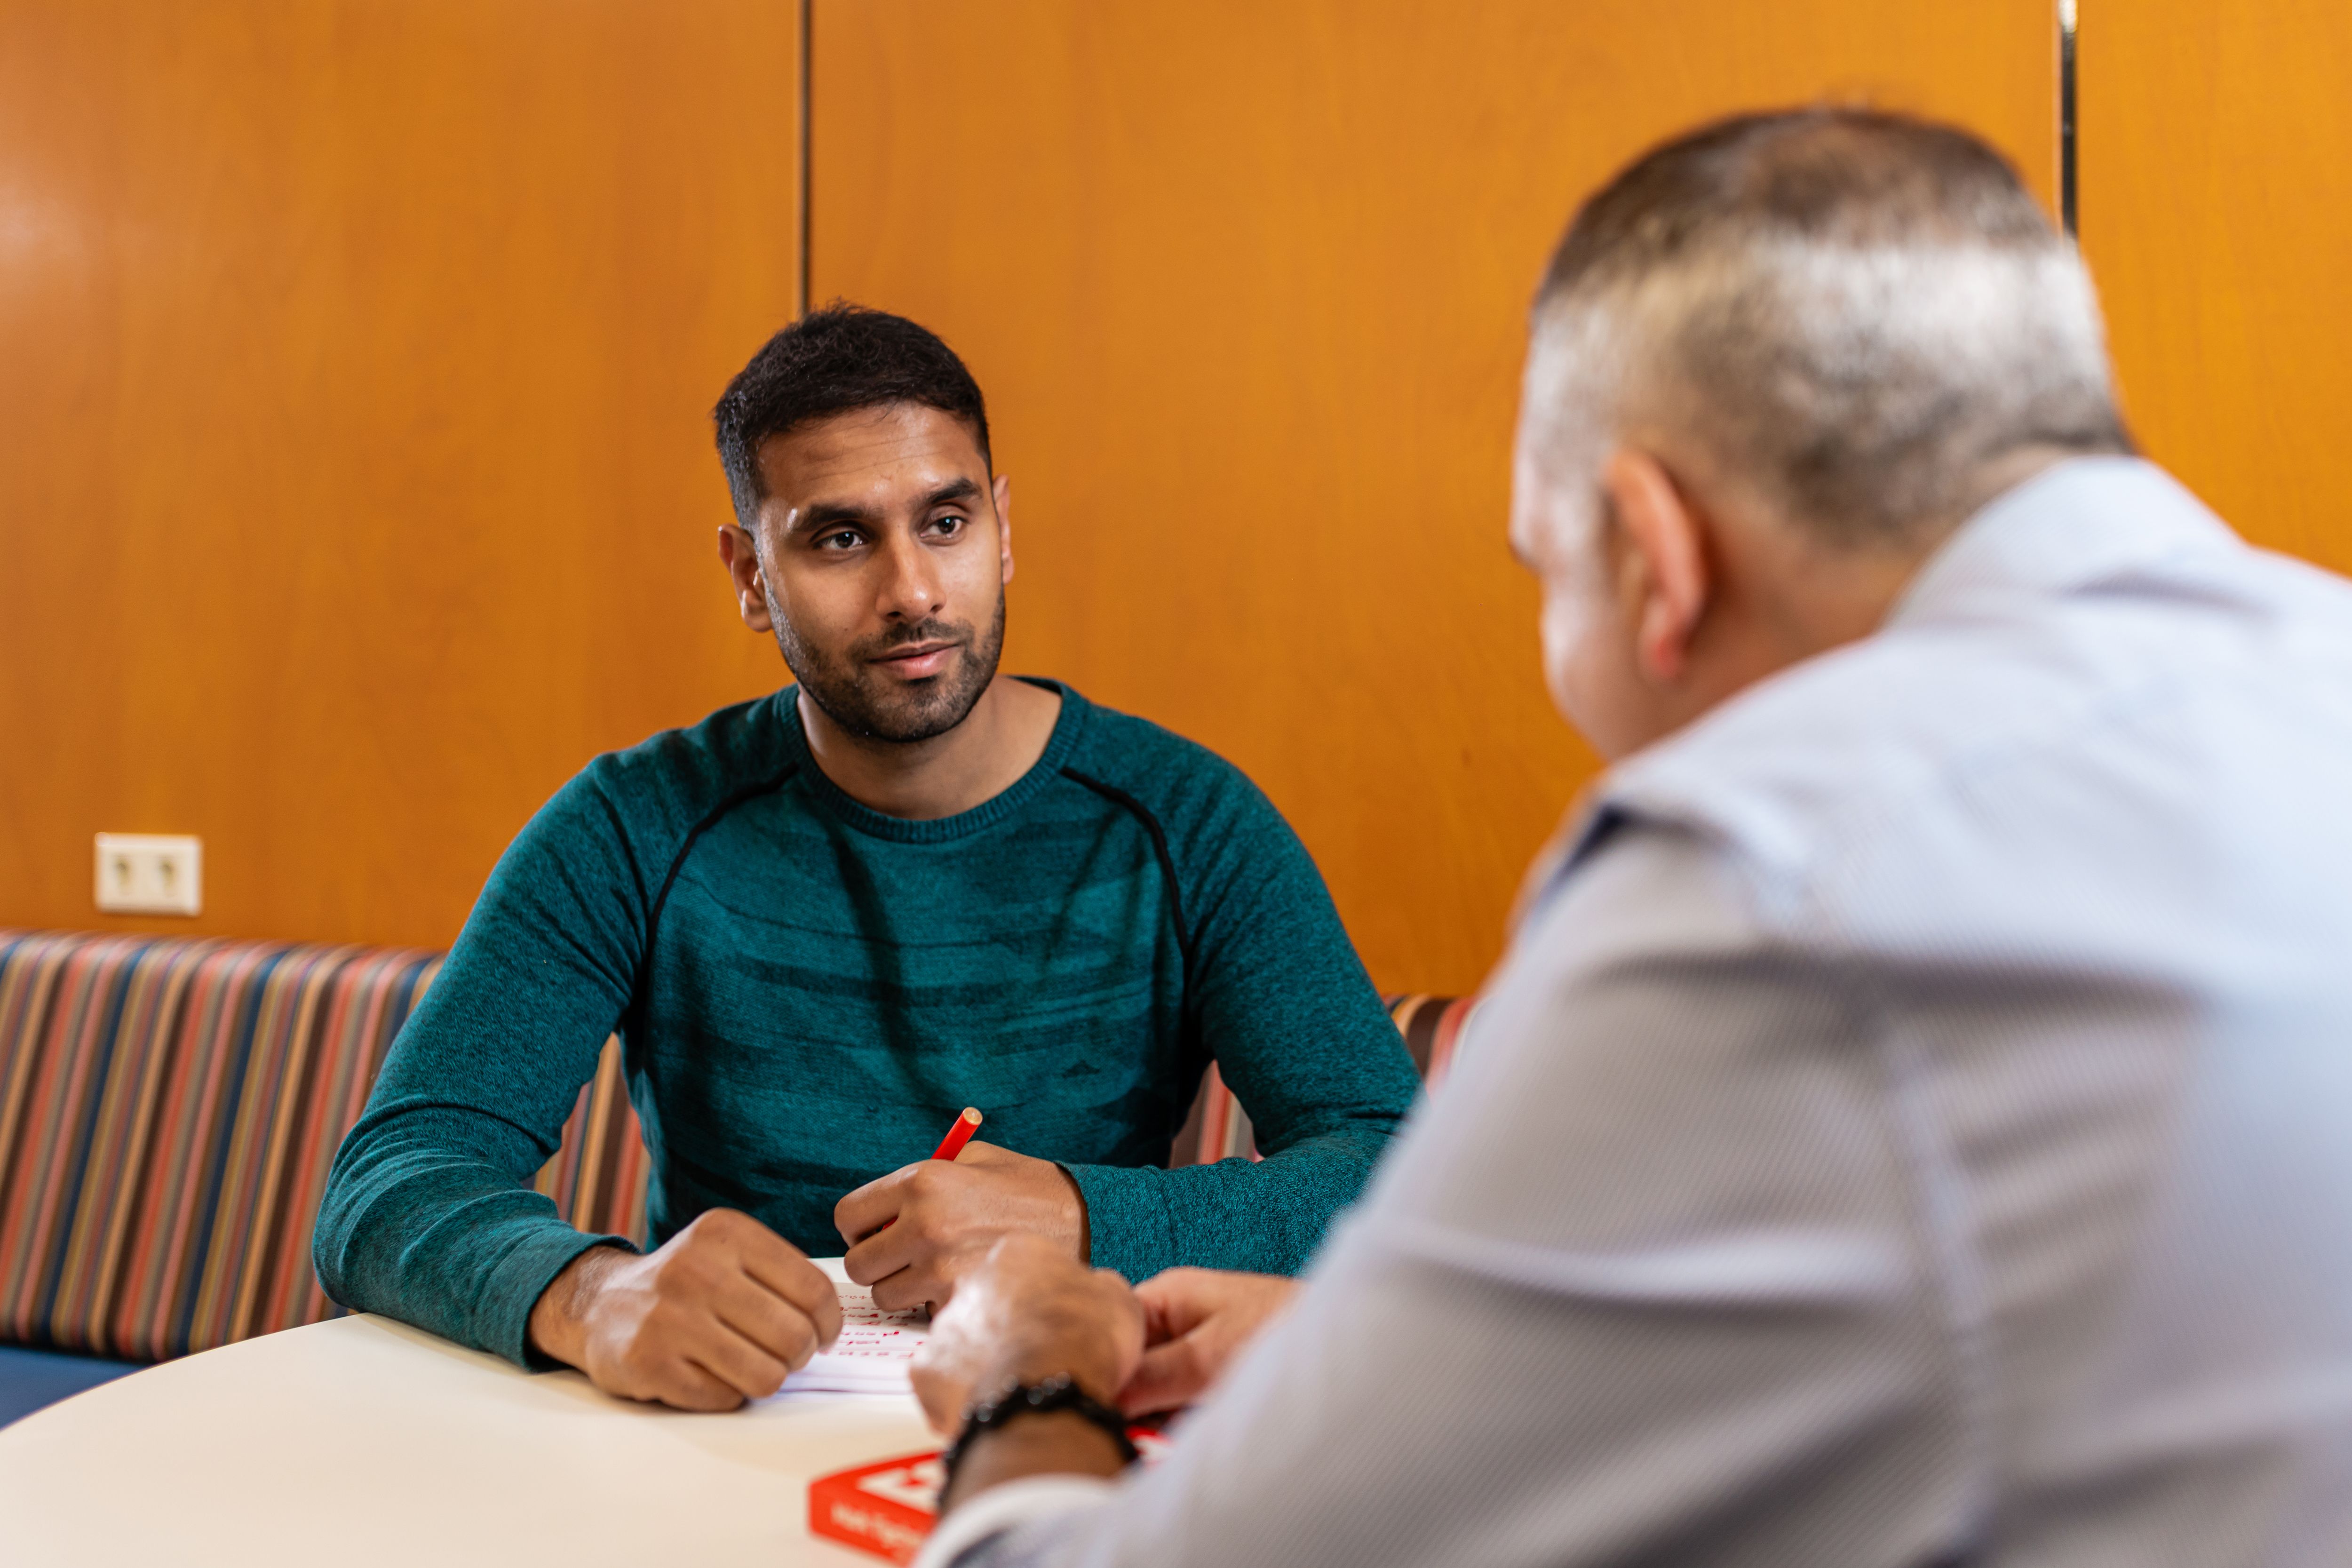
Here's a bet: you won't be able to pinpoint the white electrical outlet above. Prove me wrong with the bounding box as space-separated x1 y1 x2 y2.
94 833 204 916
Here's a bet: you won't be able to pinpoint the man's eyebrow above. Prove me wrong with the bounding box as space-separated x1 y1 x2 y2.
791 499 876 531
787 478 984 533
920 477 984 509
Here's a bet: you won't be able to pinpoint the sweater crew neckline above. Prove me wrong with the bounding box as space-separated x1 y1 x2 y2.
779 677 1088 844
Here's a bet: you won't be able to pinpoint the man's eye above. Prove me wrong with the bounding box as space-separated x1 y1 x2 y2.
818 531 862 550
928 514 966 536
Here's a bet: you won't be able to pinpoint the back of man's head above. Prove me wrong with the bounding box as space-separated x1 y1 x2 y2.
713 302 992 527
1526 109 2131 548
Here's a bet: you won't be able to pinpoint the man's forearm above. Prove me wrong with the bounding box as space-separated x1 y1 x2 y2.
1070 1123 1391 1280
314 1108 631 1367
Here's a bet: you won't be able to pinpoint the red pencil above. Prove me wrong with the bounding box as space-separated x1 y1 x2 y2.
931 1106 984 1162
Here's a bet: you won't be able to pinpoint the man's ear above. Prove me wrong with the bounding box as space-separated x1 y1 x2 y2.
993 472 1016 585
716 523 775 634
1600 448 1710 684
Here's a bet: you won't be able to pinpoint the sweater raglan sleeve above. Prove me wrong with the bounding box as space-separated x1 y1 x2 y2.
311 760 655 1368
1062 759 1423 1281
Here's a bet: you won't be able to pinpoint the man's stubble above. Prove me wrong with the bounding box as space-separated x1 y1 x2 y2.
773 590 1007 745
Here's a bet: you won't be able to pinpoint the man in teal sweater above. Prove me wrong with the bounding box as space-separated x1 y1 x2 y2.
313 305 1421 1411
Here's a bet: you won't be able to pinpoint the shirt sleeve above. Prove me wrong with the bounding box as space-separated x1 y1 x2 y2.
1060 776 1425 1281
936 822 1972 1568
311 763 655 1369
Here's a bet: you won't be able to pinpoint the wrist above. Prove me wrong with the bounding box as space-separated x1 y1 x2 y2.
527 1242 625 1368
939 1387 1135 1512
939 1409 1129 1510
1052 1162 1091 1263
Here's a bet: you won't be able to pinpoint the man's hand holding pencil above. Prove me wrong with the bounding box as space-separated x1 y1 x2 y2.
835 1107 1094 1313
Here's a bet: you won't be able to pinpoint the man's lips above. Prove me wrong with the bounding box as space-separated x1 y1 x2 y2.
868 641 961 679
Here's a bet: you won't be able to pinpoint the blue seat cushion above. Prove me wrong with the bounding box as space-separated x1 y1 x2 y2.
0 1343 145 1428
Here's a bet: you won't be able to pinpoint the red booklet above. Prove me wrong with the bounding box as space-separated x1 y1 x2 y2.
810 1450 943 1565
810 1429 1174 1564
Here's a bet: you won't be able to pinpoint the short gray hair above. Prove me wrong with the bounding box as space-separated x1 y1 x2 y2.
1524 109 2130 548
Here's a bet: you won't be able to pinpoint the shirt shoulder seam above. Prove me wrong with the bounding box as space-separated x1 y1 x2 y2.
1056 766 1194 970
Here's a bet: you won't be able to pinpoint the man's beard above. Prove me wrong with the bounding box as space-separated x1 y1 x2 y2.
775 593 1006 744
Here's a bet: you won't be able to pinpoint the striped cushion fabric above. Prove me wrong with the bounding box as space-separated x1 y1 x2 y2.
1386 992 1479 1085
0 930 644 1363
0 931 439 1360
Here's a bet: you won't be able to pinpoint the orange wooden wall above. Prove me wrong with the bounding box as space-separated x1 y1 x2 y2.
0 2 2123 993
10 4 2344 1003
810 0 2058 995
0 0 801 948
2080 0 2352 577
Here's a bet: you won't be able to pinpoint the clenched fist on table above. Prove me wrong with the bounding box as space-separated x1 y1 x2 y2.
525 1208 843 1410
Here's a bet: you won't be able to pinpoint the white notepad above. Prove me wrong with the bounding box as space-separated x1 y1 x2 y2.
777 1256 928 1395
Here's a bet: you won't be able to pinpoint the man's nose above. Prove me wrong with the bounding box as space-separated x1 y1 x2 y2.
874 531 946 622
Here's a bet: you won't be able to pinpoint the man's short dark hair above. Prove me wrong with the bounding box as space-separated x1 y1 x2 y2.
712 303 993 525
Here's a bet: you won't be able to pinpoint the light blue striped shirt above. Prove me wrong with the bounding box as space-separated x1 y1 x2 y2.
924 458 2352 1567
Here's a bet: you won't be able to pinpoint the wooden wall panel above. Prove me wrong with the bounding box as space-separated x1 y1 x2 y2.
2080 0 2352 575
811 0 2058 995
0 1 801 947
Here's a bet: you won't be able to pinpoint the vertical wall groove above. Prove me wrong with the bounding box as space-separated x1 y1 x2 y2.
799 0 814 316
2060 0 2078 234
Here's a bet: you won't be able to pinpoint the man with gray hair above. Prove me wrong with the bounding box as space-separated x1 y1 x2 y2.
894 108 2352 1566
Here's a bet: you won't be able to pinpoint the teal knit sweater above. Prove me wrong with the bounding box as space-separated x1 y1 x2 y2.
314 681 1421 1368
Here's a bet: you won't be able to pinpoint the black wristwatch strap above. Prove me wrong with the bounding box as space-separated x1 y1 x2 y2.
939 1375 1140 1496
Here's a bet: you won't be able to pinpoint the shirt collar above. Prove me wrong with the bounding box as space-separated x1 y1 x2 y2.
1887 455 2239 630
1536 457 2243 906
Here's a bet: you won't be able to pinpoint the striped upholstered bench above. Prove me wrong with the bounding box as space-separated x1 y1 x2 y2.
0 927 1471 1416
0 931 643 1375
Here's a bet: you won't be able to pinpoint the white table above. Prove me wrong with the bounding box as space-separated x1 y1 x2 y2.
0 1314 940 1565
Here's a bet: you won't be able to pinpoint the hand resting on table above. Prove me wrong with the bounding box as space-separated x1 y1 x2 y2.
525 1208 843 1411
